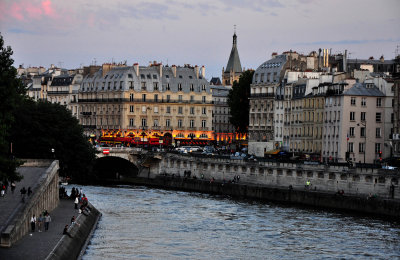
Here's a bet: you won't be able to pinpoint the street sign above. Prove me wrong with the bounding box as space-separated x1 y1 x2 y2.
103 149 110 155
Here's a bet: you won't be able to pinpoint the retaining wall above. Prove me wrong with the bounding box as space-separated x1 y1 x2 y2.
45 202 101 260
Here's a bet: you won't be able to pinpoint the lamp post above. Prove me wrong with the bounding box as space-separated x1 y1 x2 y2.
357 121 367 164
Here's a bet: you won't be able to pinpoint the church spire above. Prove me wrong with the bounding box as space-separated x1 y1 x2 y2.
225 26 242 73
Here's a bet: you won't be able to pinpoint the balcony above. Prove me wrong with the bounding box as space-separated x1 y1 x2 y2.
81 112 92 116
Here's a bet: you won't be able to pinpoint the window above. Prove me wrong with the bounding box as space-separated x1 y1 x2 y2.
202 107 206 115
202 96 206 103
166 83 170 90
351 97 356 105
130 105 134 112
153 119 159 127
350 112 355 121
348 142 354 153
141 118 147 127
349 127 355 137
153 82 158 90
154 94 158 102
190 120 194 128
166 119 170 127
154 107 159 113
359 142 365 153
130 93 134 102
202 120 206 128
142 106 147 113
141 82 146 90
190 95 194 102
360 127 366 137
391 113 394 123
178 95 183 102
178 107 183 114
178 119 182 128
361 98 366 106
376 128 381 138
375 143 381 153
202 85 206 91
147 74 151 79
129 118 134 127
178 83 182 91
166 95 170 102
376 112 382 122
361 112 366 121
190 107 195 114
128 73 133 78
140 74 145 79
152 74 157 79
166 106 171 113
190 84 194 91
376 98 382 107
120 81 123 89
129 81 133 89
142 94 146 102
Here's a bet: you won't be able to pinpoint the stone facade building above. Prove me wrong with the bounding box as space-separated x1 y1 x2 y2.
78 62 213 146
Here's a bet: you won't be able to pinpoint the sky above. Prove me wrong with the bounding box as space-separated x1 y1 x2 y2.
0 0 399 79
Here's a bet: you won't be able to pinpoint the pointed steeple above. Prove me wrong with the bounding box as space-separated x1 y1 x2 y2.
225 28 242 73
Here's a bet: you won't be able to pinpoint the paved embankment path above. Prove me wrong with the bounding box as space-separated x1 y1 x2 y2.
0 167 45 233
0 167 79 259
0 199 79 260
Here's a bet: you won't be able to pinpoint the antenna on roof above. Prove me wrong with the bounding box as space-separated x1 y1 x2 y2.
234 24 236 34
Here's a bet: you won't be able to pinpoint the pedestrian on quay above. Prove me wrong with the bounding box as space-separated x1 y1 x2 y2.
20 187 27 202
71 216 75 224
74 196 79 209
11 181 16 194
44 213 51 231
30 214 36 232
27 187 32 197
1 184 5 197
37 214 44 232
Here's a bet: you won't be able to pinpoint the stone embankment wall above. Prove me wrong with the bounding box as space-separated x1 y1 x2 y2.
45 202 101 260
1 160 59 247
144 176 400 218
144 154 399 200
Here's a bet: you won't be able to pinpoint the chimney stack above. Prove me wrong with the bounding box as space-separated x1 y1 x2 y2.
158 63 162 78
172 65 177 78
201 66 205 78
134 63 139 77
195 65 199 79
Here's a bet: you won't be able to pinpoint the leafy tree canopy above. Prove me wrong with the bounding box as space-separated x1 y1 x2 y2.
227 70 254 135
11 100 96 181
0 33 25 182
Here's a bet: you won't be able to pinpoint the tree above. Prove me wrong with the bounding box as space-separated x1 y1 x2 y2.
11 100 96 181
227 70 254 136
0 33 25 182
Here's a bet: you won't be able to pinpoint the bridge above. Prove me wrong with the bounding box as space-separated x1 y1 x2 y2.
94 147 399 200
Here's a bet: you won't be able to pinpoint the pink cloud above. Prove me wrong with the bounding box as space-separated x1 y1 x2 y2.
42 0 57 18
10 3 24 21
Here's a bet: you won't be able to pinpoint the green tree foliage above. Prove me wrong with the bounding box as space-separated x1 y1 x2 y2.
0 34 25 182
11 100 96 181
227 70 254 135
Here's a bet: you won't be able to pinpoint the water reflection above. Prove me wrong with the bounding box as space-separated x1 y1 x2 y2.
71 185 400 260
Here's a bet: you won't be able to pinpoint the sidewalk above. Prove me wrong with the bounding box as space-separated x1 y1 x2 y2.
0 167 46 233
0 199 79 260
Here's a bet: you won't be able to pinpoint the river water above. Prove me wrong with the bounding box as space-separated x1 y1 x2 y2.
75 185 400 260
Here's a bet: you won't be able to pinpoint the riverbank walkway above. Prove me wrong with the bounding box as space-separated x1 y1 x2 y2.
0 167 78 259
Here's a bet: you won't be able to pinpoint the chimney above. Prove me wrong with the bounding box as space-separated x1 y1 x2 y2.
195 65 199 79
318 48 322 71
380 55 384 63
343 50 347 73
158 63 163 78
201 66 205 78
172 65 177 78
134 63 139 77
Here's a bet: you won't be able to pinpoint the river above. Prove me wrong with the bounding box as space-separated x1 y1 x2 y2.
73 185 400 260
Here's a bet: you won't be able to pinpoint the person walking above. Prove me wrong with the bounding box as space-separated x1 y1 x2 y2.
44 213 51 231
27 187 32 197
30 214 36 232
11 181 16 194
20 187 27 202
37 214 44 232
74 196 79 209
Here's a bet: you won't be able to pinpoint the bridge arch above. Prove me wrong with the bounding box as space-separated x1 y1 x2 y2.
93 156 139 180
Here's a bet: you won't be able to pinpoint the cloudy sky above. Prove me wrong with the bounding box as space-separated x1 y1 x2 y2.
1 0 399 79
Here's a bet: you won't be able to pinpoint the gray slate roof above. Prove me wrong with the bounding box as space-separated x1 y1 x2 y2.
225 33 242 73
344 82 385 96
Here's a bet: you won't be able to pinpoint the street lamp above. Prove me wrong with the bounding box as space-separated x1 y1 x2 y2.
357 121 367 164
